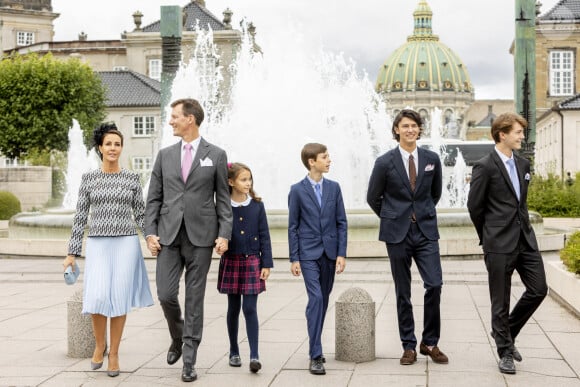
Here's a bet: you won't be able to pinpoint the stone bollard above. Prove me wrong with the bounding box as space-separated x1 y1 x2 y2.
67 290 94 358
335 287 375 362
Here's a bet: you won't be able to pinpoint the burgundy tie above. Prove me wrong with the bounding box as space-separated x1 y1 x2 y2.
409 154 416 222
409 154 416 191
182 143 193 182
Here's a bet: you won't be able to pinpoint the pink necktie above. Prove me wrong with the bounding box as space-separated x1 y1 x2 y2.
182 143 192 182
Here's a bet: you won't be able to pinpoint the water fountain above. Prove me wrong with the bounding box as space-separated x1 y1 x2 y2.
159 25 561 258
8 120 99 241
1 25 565 259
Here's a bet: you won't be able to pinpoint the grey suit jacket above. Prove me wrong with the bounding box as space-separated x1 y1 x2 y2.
145 137 233 246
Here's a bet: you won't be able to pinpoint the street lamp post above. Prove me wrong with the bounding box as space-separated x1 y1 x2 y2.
514 0 537 167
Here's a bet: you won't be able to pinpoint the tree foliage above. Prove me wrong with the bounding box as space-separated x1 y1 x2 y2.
528 172 580 217
561 231 580 274
0 54 106 162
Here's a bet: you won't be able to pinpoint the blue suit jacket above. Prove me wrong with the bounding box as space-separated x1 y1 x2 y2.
288 177 348 262
367 146 442 244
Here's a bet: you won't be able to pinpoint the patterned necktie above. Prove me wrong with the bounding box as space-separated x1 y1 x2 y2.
507 158 520 201
409 154 416 191
315 183 322 207
182 143 193 182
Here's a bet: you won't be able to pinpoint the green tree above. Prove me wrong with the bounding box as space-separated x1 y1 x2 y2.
0 53 106 163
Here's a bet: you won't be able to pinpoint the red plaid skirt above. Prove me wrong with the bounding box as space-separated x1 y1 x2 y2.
217 253 266 295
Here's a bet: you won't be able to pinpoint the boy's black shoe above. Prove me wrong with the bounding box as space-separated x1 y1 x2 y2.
309 357 326 375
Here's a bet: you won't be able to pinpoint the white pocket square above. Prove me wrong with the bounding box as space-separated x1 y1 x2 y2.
200 157 213 167
424 164 435 172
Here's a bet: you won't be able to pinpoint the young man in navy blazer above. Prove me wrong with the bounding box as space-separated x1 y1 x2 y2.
467 113 547 375
367 109 448 366
288 142 347 375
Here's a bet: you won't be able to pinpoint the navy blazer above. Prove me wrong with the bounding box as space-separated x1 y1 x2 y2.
367 146 442 244
467 151 538 253
226 200 273 268
288 177 348 262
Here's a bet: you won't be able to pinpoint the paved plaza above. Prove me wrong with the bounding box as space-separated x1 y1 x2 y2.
1 251 579 387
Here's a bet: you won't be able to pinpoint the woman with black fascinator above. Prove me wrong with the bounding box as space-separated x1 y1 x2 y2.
62 122 153 377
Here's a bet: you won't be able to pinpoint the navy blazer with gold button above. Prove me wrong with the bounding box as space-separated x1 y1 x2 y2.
227 200 273 268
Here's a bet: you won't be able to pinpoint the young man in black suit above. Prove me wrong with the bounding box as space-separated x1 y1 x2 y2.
367 109 448 366
467 112 547 375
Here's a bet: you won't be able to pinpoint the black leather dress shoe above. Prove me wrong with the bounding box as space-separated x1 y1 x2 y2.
309 357 326 375
182 363 197 382
498 355 516 374
167 339 183 365
513 347 522 362
490 331 523 362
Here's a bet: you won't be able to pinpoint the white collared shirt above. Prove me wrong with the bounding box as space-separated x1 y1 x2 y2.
306 175 324 197
398 145 418 179
494 146 515 175
231 195 251 207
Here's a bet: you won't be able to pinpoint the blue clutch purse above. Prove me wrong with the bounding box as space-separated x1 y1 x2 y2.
64 263 80 285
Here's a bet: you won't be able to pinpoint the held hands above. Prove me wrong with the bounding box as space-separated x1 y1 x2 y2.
290 261 301 277
146 235 161 256
214 237 229 255
62 255 76 271
336 256 346 274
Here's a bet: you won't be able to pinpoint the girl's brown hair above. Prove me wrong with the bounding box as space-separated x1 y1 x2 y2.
228 162 262 202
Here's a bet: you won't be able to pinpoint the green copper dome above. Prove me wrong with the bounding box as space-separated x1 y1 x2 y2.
375 0 473 95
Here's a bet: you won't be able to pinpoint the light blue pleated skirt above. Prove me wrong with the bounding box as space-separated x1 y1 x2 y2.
82 235 154 317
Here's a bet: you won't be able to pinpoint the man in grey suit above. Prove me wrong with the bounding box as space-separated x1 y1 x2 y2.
145 98 233 382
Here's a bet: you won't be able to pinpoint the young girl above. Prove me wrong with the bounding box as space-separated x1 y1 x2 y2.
217 162 273 373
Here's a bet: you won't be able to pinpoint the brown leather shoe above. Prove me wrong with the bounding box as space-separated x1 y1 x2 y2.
400 349 417 365
420 343 448 364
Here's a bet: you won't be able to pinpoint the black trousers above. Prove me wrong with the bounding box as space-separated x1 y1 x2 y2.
484 233 548 357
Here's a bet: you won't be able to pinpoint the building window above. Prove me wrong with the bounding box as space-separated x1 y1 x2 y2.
132 157 151 171
132 157 152 184
550 50 574 96
149 59 161 81
16 31 34 46
133 116 155 136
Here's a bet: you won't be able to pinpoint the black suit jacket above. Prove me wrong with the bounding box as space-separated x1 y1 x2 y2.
367 146 442 244
467 150 538 253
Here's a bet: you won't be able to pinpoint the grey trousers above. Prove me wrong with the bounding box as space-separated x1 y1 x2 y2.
156 224 213 365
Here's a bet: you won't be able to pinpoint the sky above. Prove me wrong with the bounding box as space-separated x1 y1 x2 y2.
51 0 562 100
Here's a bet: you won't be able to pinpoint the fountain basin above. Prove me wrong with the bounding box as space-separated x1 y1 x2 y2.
2 208 565 259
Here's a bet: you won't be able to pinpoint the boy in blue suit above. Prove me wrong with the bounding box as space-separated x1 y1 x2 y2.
288 142 347 375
